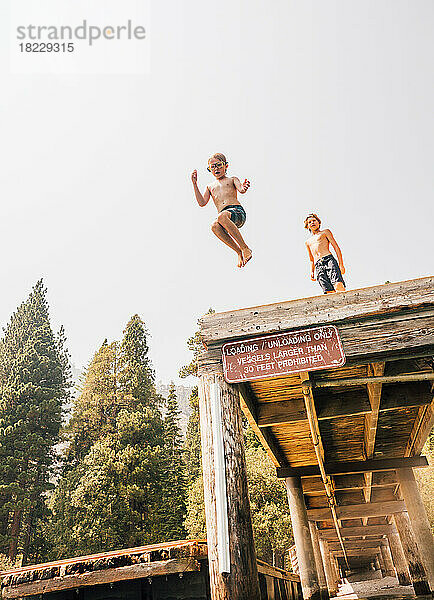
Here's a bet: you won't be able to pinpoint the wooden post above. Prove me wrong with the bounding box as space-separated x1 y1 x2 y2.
387 530 411 586
392 512 431 596
319 539 338 597
199 373 261 600
330 556 340 587
374 556 381 572
379 544 395 577
285 477 321 600
377 551 386 577
396 467 434 590
309 523 329 600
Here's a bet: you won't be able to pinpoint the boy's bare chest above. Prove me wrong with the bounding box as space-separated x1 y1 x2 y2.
308 233 329 251
210 179 236 200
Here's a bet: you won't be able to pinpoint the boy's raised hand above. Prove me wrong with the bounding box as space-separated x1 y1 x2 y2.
191 169 198 184
242 179 251 192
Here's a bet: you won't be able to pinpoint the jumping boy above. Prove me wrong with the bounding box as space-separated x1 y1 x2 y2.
305 213 346 293
191 153 252 268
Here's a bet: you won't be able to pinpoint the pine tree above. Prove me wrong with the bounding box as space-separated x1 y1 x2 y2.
183 387 202 484
66 341 118 465
46 315 169 558
162 383 186 539
0 280 71 562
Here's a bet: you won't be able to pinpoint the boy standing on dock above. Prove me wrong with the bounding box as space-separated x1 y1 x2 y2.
305 213 346 294
191 153 252 268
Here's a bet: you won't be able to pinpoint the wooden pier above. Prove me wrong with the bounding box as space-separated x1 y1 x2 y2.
0 540 301 600
197 277 434 600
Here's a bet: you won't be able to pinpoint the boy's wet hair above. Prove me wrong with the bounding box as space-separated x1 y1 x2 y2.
208 153 227 165
304 213 321 230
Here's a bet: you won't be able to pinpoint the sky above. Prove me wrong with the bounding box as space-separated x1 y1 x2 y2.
0 0 433 385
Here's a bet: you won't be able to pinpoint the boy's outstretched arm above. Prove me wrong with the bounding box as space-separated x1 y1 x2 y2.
306 242 315 280
233 177 251 194
325 229 346 274
191 170 210 207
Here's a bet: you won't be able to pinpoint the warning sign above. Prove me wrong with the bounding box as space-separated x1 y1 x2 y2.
222 326 345 383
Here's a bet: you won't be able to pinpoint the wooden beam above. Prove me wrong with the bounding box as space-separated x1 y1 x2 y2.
307 500 405 521
257 384 432 428
303 472 398 495
363 363 385 523
238 383 287 467
256 560 300 582
316 390 371 420
364 363 384 460
199 277 434 344
328 540 385 550
257 398 307 427
1 559 201 599
314 372 434 388
331 549 380 557
405 396 434 456
318 525 393 540
276 456 429 478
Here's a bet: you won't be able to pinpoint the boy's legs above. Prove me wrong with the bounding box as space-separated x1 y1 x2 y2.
217 211 252 264
211 221 244 267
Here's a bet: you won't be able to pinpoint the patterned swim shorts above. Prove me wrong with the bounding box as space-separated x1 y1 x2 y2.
220 204 246 228
315 254 346 294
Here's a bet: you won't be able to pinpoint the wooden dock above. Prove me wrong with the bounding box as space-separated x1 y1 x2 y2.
0 540 301 600
197 277 434 600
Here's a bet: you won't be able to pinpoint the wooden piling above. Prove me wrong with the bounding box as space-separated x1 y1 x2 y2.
309 523 329 600
397 467 434 591
319 539 338 597
387 530 411 586
379 544 395 577
392 512 431 596
285 477 321 600
199 373 261 600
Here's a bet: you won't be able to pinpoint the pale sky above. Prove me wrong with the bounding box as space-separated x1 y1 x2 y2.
0 0 433 385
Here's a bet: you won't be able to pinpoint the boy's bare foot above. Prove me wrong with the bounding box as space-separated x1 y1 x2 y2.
241 247 252 266
237 253 243 268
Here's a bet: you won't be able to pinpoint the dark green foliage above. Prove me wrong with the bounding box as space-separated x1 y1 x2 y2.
0 280 71 562
161 384 186 539
183 387 202 484
46 315 184 558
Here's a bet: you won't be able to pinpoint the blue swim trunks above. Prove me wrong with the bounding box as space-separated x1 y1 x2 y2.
315 254 346 294
220 204 246 228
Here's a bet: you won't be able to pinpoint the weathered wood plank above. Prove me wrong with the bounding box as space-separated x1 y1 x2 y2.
199 277 434 344
276 456 429 478
307 501 405 521
256 560 300 582
1 559 200 599
199 315 434 377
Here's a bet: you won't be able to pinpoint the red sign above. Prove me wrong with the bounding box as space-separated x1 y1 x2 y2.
222 326 345 383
